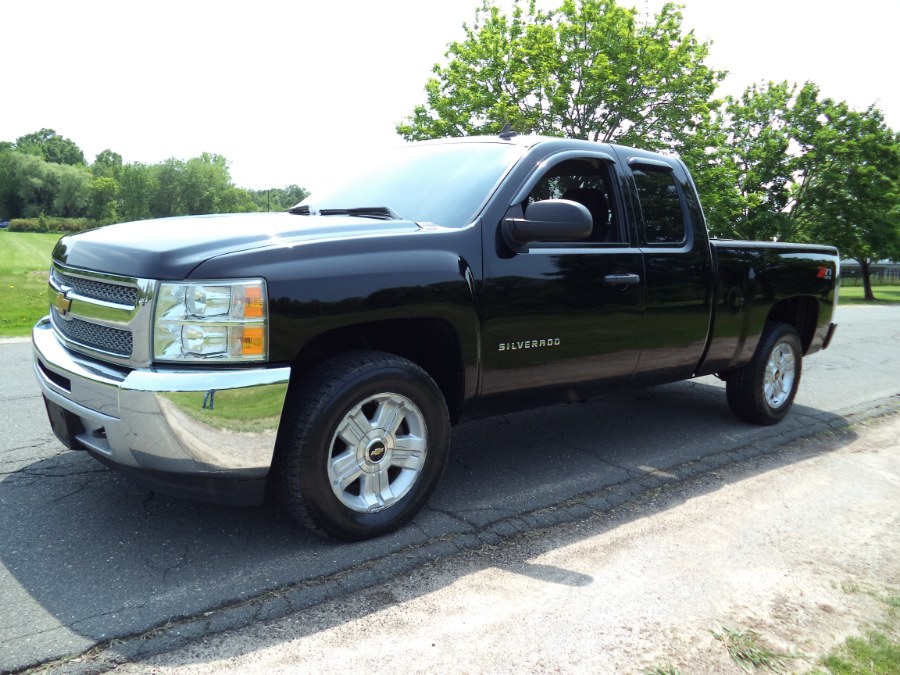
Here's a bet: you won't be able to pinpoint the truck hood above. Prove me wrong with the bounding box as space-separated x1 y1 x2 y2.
52 212 423 279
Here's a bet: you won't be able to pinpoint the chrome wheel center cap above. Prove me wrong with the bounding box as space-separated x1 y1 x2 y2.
365 438 389 464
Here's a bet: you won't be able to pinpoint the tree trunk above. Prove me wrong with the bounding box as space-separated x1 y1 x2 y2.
860 258 875 301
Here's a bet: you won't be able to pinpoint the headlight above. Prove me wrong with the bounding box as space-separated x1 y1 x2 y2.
153 279 268 362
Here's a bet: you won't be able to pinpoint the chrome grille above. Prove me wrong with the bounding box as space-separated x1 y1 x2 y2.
52 268 138 306
48 263 156 367
51 307 134 356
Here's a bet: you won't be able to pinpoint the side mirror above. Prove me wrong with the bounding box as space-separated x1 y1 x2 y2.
501 199 592 251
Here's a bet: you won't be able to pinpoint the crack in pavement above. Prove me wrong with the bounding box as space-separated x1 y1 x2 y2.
0 438 62 456
68 602 150 637
558 440 644 479
49 474 106 503
422 504 486 529
160 547 191 584
0 622 90 646
0 393 42 403
1 463 110 481
592 455 644 480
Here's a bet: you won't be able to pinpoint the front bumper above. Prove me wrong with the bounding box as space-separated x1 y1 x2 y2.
32 317 291 505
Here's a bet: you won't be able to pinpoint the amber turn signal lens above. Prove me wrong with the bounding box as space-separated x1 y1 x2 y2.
241 327 265 356
243 285 265 319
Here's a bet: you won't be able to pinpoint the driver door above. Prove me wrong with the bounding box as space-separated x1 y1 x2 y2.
480 151 644 399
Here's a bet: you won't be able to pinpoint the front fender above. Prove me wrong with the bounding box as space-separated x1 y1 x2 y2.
190 233 481 399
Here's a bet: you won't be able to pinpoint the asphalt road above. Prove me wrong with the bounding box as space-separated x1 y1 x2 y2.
1 305 898 672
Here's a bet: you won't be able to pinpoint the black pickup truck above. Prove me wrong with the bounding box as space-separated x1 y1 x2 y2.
33 133 839 539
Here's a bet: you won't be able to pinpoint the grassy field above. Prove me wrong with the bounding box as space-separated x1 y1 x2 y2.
839 286 900 305
0 231 60 337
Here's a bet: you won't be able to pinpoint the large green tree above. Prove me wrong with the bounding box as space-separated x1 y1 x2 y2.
247 184 310 211
0 150 90 219
1 130 308 223
179 153 235 215
684 82 900 300
0 148 23 218
397 0 724 150
92 149 123 180
89 176 120 224
147 154 248 217
681 81 815 240
795 104 900 300
118 162 156 222
14 128 85 166
51 163 92 217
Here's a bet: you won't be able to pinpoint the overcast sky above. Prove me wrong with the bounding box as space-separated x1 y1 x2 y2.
3 0 897 193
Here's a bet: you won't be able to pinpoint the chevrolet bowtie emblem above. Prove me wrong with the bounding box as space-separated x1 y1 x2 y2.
54 290 73 316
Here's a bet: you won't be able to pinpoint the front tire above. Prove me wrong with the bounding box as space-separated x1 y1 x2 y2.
726 322 803 425
274 351 450 540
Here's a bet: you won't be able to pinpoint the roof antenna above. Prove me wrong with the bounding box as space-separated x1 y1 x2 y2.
499 123 518 140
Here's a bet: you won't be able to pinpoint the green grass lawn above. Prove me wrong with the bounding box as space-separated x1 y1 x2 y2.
814 593 900 674
0 231 60 337
839 285 900 305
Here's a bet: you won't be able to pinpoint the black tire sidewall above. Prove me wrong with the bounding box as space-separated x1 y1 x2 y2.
283 354 449 540
727 322 803 425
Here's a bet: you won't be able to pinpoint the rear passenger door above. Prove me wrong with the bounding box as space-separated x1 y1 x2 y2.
622 155 714 384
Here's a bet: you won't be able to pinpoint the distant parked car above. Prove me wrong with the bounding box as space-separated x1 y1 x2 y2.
0 221 9 229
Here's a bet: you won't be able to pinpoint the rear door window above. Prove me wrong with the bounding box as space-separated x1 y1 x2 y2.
631 165 687 245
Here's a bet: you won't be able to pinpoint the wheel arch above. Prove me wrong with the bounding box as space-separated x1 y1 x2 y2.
286 317 468 424
765 296 819 354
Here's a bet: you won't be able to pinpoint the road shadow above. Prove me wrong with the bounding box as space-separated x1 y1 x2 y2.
0 377 861 671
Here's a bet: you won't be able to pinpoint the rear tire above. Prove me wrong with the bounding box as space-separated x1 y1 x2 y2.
274 351 450 540
726 322 802 425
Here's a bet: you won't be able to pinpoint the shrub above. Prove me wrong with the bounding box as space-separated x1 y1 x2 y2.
8 217 97 233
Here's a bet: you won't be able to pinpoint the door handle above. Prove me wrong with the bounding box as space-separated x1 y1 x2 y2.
603 273 641 286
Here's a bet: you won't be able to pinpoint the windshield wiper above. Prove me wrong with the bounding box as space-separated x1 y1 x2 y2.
318 206 400 220
287 205 402 220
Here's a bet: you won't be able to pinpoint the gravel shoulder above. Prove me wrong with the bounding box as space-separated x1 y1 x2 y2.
105 410 900 674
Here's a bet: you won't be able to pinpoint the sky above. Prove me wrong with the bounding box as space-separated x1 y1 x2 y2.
2 0 898 194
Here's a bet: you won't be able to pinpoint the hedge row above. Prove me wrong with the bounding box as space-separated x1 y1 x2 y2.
7 217 98 233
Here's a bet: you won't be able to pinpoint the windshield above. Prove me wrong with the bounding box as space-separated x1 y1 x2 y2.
295 142 526 228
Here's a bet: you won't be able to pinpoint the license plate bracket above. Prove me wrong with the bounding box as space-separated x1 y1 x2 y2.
43 396 85 450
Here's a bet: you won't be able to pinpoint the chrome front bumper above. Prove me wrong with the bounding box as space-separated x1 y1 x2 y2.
32 317 291 504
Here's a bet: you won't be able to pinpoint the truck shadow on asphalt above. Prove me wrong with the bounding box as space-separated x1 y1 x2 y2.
0 377 858 671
